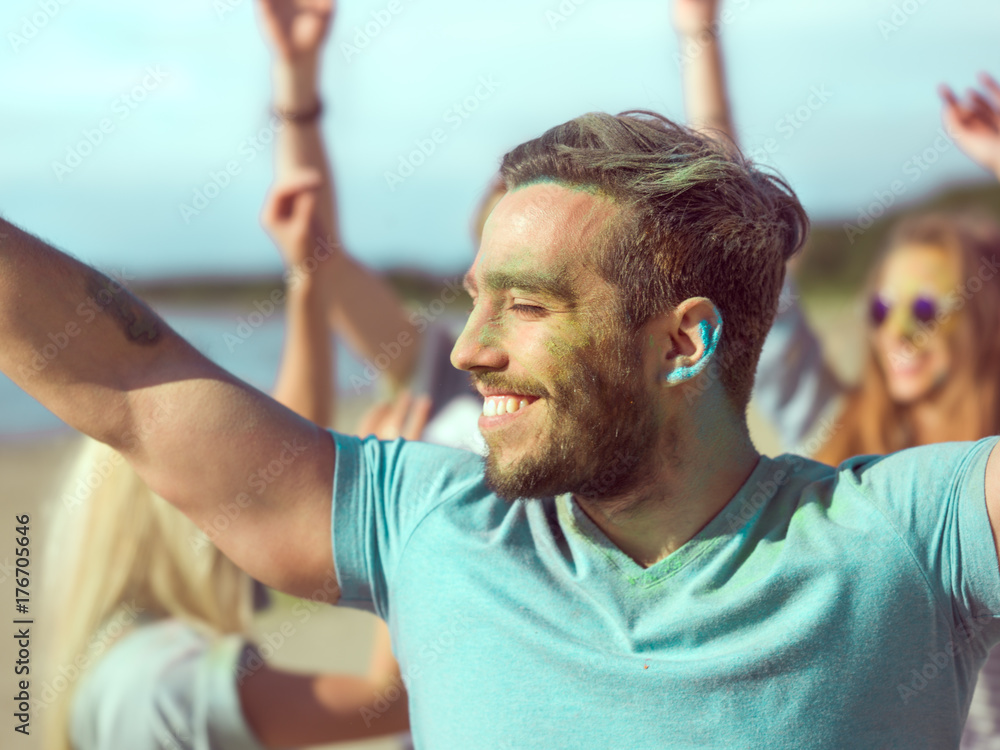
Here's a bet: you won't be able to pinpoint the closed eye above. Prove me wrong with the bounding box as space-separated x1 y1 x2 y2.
511 303 547 319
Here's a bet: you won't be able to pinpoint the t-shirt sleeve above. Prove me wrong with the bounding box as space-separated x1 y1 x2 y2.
330 431 485 619
147 633 266 750
845 437 1000 632
70 626 266 750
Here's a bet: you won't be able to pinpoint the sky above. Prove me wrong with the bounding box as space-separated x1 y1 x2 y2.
2 0 999 280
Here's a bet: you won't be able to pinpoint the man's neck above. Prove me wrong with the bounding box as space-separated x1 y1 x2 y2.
573 423 760 568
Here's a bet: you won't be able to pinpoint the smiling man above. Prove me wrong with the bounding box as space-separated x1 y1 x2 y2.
3 111 1000 749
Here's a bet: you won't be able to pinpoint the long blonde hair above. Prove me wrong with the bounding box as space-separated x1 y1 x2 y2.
43 437 253 750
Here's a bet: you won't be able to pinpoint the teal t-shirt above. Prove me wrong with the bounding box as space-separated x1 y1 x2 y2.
331 432 1000 749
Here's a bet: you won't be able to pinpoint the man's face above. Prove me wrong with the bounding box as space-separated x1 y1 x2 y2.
451 183 662 501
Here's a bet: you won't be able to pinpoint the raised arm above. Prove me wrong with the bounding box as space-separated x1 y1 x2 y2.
263 173 334 424
940 71 1000 182
0 220 336 599
236 387 429 747
257 0 421 388
672 0 736 144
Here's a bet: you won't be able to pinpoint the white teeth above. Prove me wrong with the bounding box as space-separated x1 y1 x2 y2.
482 396 531 417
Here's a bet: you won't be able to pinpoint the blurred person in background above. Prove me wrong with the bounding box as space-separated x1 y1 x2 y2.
257 0 485 456
42 178 410 750
675 2 1000 747
940 72 1000 750
255 6 442 747
258 0 422 400
673 0 1000 459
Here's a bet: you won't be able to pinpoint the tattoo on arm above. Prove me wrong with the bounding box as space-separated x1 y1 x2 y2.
85 273 162 345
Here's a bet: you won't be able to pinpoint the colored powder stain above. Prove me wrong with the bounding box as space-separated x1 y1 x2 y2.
665 313 723 385
478 323 502 349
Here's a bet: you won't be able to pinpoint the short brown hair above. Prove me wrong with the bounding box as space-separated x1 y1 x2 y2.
499 110 808 410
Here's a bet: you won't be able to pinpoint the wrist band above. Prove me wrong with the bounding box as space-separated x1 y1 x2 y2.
273 99 323 124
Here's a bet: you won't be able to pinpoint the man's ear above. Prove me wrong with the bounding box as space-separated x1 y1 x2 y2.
657 298 723 386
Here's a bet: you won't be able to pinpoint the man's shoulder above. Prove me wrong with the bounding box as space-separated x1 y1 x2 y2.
828 438 998 497
334 431 485 474
332 430 492 519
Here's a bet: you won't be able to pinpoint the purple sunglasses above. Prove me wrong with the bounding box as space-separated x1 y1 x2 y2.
869 294 944 327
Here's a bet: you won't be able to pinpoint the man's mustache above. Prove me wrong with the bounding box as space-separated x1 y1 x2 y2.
470 372 550 399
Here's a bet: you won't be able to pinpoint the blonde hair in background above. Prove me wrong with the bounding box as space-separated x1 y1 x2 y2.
42 437 253 750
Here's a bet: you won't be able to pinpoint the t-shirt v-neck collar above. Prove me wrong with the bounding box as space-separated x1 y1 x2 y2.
555 454 774 588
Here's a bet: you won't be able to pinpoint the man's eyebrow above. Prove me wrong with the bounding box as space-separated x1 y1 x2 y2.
480 268 577 303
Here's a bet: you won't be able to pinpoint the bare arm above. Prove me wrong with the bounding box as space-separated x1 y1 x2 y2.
673 0 736 144
264 174 334 424
239 661 407 747
0 219 336 599
258 0 422 388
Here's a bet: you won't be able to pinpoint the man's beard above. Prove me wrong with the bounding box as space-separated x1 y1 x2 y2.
478 331 662 503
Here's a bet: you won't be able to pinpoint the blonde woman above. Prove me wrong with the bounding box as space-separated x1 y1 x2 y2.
43 178 411 750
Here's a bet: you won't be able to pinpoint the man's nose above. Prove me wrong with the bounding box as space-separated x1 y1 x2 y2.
451 307 507 372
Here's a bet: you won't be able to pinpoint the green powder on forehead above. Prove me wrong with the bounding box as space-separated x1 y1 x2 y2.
510 176 607 198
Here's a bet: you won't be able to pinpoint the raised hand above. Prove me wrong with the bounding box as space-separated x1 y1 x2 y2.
257 0 334 62
941 72 1000 179
260 171 331 272
672 0 721 37
356 391 432 441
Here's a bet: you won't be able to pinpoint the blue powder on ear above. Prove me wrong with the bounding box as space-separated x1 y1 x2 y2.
665 314 722 385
